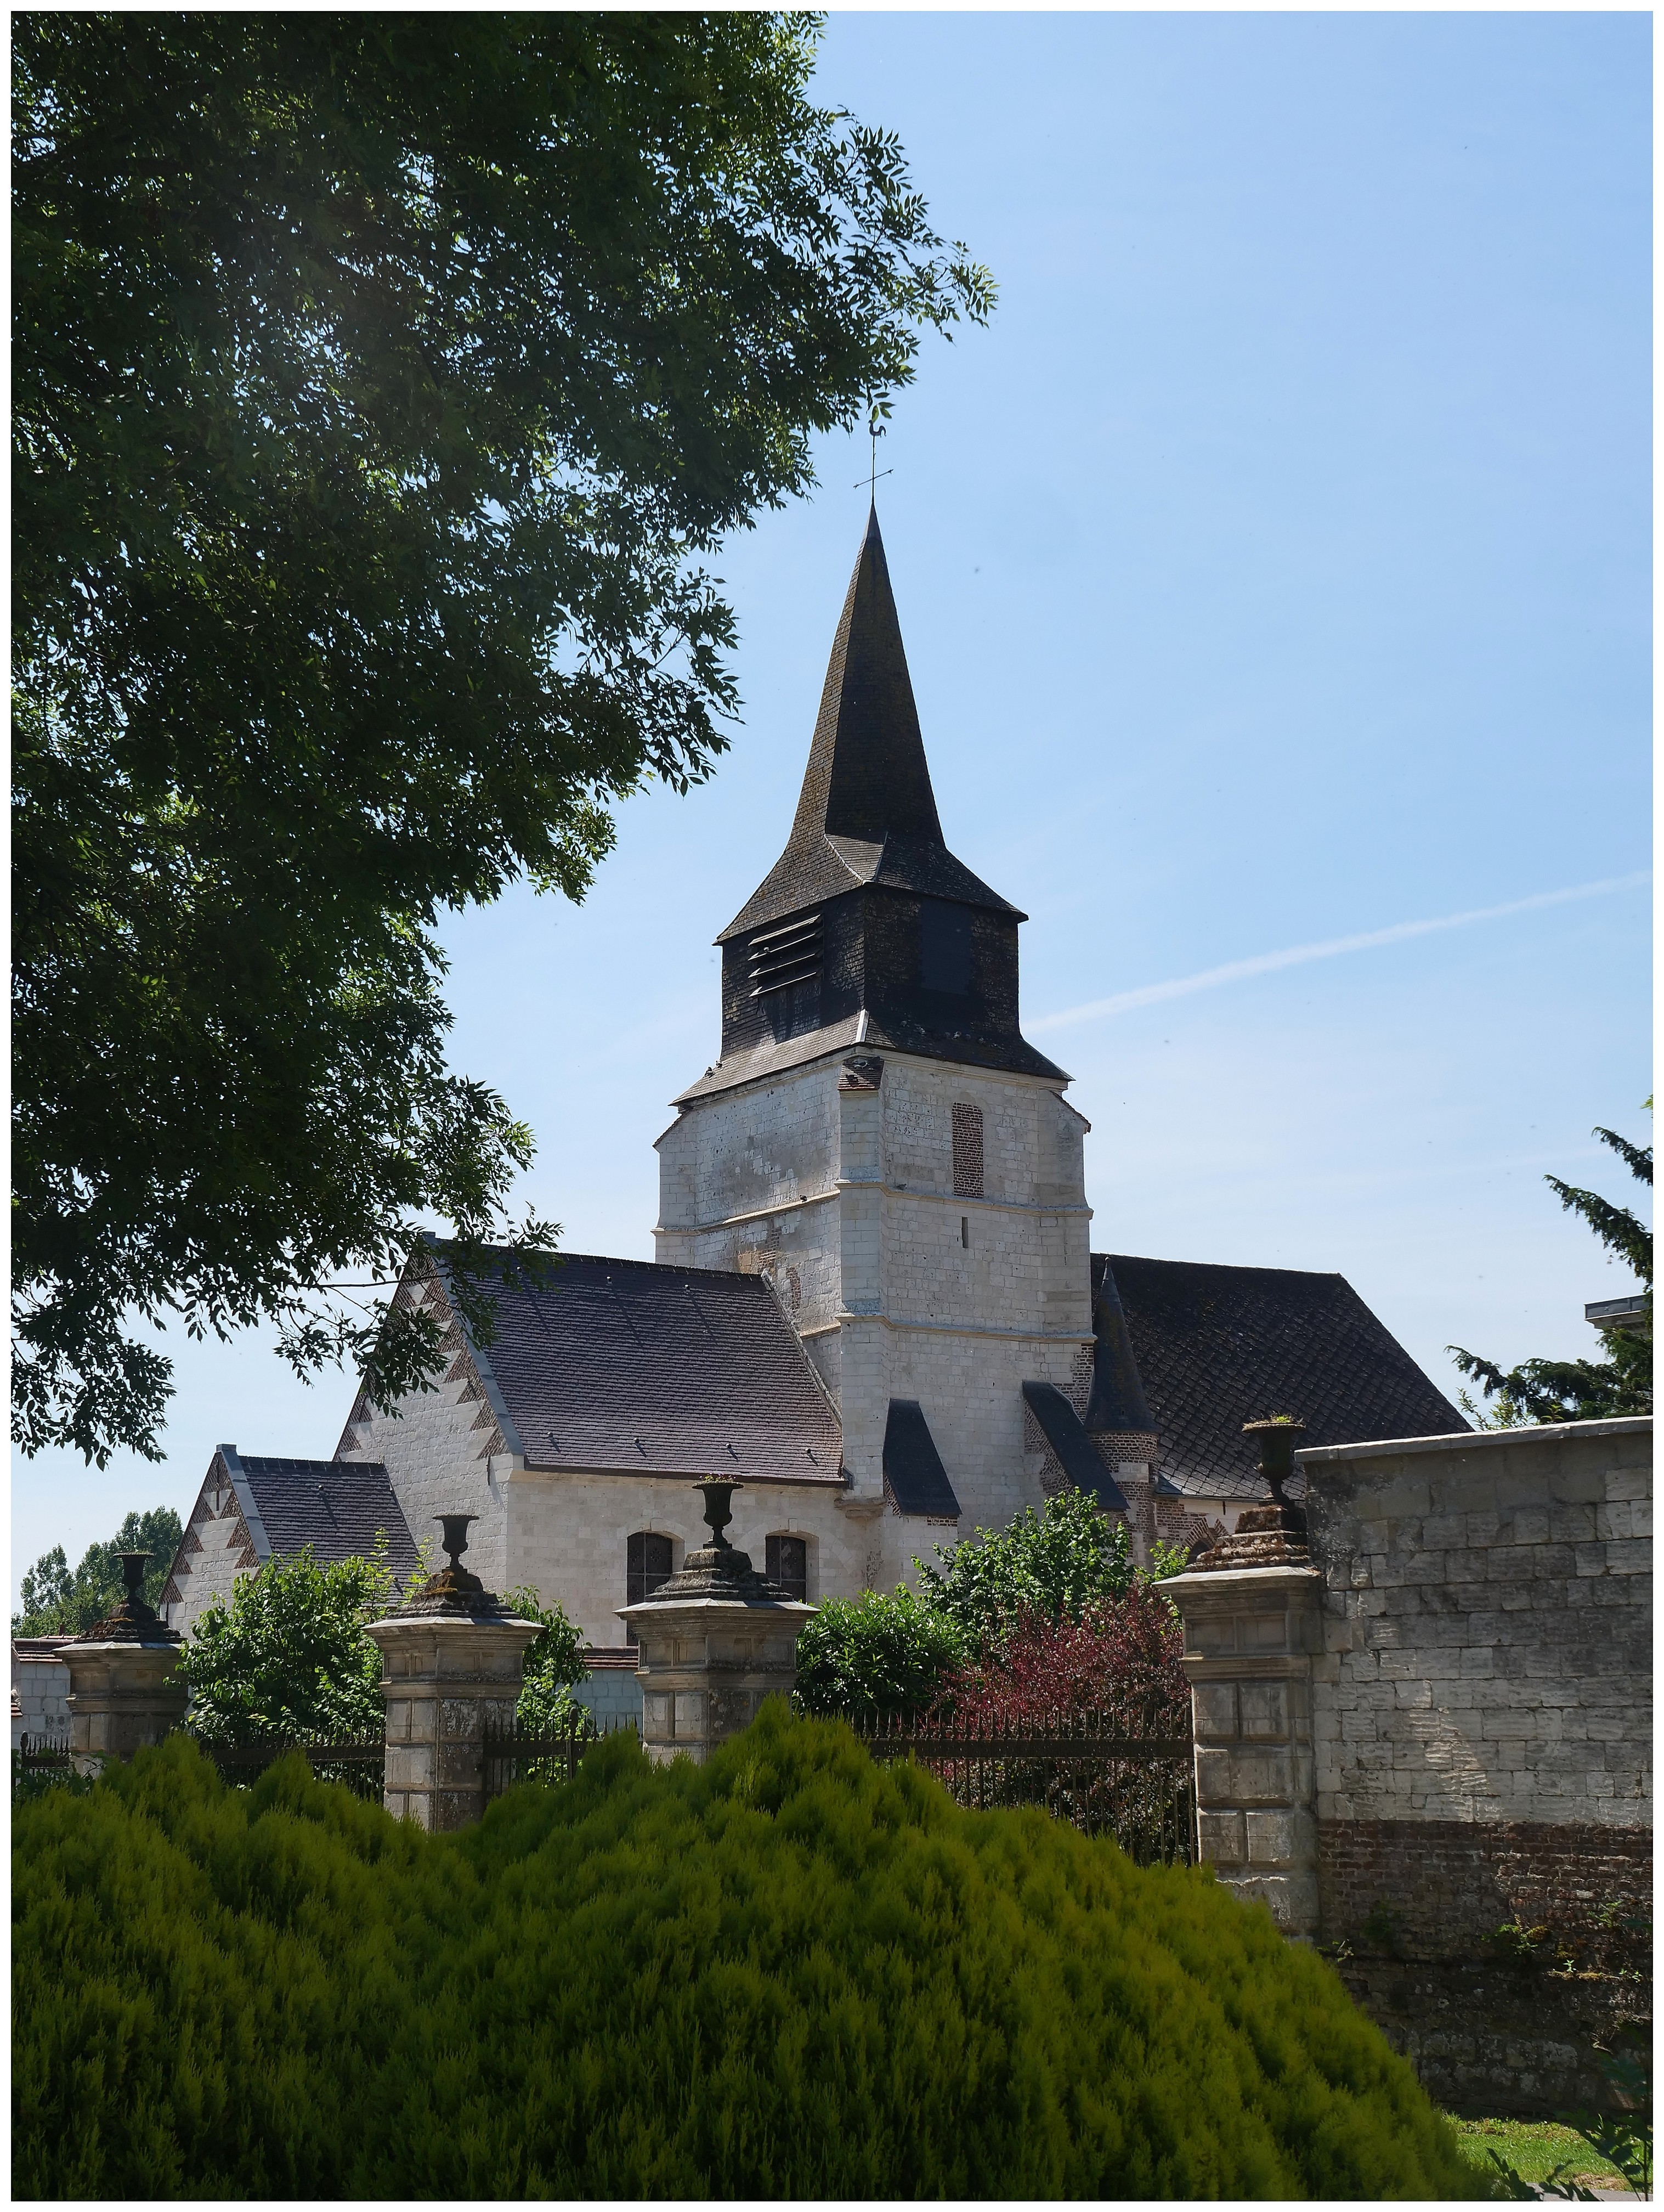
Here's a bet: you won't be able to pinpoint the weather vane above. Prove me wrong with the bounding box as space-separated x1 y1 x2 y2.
854 415 893 500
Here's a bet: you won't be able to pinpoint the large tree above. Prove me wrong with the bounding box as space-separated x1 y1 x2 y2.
13 14 993 1466
1448 1118 1652 1424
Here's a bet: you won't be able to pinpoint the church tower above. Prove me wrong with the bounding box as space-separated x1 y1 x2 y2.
656 512 1097 1587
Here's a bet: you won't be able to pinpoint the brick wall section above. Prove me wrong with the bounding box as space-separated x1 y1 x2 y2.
1319 1816 1651 1965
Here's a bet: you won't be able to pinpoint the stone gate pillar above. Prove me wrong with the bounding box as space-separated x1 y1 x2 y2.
619 1478 814 1765
61 1551 188 1772
366 1514 539 1830
1164 1420 1324 1939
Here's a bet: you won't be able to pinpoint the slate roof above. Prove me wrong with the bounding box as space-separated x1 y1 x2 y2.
1094 1254 1469 1500
720 507 1022 943
1022 1382 1127 1513
232 1454 419 1579
882 1399 962 1517
462 1252 845 1485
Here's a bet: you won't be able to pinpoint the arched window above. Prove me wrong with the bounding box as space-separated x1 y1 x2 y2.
766 1534 808 1602
625 1531 674 1643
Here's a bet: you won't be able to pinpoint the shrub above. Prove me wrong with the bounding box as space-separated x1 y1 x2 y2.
792 1584 969 1719
179 1537 406 1742
14 1708 1485 2199
935 1584 1189 1735
914 1488 1137 1650
504 1584 591 1735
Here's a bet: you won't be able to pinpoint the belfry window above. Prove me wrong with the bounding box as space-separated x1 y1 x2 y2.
767 1534 808 1601
625 1530 673 1641
748 912 822 997
921 901 973 994
952 1102 984 1199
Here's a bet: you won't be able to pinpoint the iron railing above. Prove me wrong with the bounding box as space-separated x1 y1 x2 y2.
851 1710 1197 1866
187 1735 388 1801
482 1713 638 1802
13 1732 76 1798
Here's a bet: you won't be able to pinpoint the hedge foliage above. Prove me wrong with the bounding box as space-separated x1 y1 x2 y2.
15 1706 1484 2199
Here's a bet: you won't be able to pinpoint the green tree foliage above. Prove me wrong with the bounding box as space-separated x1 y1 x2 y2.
13 1711 1486 2199
792 1586 970 1721
503 1585 591 1735
13 13 995 1468
12 1505 183 1634
179 1539 409 1743
914 1488 1140 1649
1450 1118 1653 1424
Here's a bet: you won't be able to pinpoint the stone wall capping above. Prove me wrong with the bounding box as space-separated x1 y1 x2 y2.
1296 1416 1651 1469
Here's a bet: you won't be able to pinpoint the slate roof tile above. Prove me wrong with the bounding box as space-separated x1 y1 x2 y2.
237 1458 419 1578
466 1253 845 1485
1095 1254 1468 1500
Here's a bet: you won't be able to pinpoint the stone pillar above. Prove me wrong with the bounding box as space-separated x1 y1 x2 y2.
619 1477 814 1765
61 1551 188 1773
366 1513 539 1830
1164 1419 1324 1940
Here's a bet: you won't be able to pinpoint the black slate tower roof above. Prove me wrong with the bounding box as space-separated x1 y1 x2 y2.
1092 1254 1468 1500
680 509 1066 1102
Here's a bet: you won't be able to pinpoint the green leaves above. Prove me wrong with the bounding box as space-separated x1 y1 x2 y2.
13 15 993 1466
792 1587 969 1721
13 1506 184 1635
179 1537 411 1745
914 1490 1139 1651
1447 1110 1652 1425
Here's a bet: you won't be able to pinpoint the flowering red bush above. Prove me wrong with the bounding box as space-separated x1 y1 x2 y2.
932 1583 1188 1736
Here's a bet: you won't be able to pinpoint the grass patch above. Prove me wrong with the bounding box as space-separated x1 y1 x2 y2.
1449 2114 1630 2191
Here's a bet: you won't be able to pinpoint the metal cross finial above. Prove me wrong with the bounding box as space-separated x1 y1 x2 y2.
854 415 893 499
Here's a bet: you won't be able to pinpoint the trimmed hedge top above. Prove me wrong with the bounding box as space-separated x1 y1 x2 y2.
14 1706 1483 2199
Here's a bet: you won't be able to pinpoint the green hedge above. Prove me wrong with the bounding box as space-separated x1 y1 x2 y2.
15 1706 1484 2199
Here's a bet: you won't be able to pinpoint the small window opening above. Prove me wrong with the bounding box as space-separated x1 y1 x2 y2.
961 1216 970 1249
767 1534 808 1602
625 1530 673 1642
952 1102 984 1199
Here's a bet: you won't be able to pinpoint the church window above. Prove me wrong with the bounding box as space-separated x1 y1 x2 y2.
952 1102 984 1199
961 1216 970 1249
625 1530 673 1642
920 901 973 994
748 912 822 996
767 1534 808 1601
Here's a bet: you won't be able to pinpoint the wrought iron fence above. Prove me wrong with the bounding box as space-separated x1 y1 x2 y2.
13 1732 76 1800
187 1735 387 1801
851 1711 1197 1866
482 1713 638 1802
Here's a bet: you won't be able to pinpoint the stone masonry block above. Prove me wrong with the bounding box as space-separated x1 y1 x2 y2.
1192 1683 1237 1741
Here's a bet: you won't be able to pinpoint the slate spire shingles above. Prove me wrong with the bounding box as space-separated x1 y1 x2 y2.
721 506 1019 943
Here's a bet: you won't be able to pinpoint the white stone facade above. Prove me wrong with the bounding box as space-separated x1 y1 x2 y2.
656 1046 1096 1590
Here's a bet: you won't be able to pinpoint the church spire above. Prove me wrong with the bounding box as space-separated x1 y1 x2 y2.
721 507 1017 942
789 503 943 850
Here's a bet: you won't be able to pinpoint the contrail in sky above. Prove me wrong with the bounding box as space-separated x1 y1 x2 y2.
1028 872 1652 1035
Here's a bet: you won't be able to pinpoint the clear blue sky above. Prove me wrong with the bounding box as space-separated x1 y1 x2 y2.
15 12 1651 1601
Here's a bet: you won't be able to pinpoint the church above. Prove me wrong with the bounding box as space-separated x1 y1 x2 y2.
160 511 1464 1651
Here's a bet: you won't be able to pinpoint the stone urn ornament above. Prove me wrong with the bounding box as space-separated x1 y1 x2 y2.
1190 1418 1311 1572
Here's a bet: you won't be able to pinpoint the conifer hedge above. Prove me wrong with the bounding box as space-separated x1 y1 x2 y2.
15 1706 1485 2199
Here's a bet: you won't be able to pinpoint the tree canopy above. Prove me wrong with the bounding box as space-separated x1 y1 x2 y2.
13 1505 184 1635
1449 1117 1652 1424
13 13 994 1467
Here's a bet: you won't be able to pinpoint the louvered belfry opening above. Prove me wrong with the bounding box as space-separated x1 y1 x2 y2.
748 912 822 997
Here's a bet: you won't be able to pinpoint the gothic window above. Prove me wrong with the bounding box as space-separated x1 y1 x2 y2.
952 1102 984 1199
625 1530 673 1643
767 1534 808 1601
920 901 973 994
